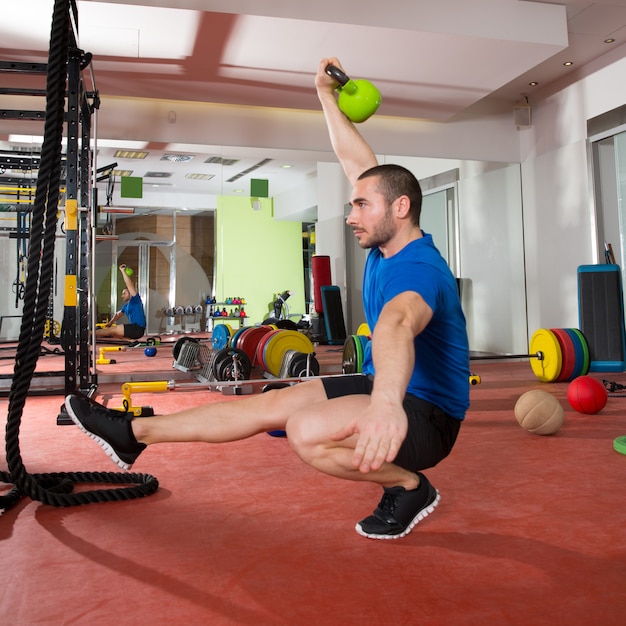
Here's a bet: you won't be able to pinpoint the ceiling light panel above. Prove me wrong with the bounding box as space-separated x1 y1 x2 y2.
114 150 148 159
186 173 215 180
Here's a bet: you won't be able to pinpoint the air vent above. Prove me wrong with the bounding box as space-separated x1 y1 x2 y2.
161 154 194 162
227 158 272 183
205 156 239 166
145 171 173 178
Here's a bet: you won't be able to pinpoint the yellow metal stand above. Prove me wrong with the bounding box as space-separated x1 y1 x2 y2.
96 345 126 365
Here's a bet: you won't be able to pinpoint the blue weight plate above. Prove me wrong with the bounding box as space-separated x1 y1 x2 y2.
211 323 231 350
564 328 585 381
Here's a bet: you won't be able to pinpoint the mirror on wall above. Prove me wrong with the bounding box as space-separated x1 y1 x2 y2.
0 135 527 354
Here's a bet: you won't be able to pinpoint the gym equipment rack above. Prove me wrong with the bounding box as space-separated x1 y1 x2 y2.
0 28 101 414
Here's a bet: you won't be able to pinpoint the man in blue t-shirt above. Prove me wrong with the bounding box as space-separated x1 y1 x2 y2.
96 264 146 341
65 57 469 541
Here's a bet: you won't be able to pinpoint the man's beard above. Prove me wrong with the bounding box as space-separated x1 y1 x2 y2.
357 205 396 249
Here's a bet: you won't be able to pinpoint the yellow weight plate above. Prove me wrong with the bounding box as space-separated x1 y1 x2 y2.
263 330 314 376
356 322 371 337
529 328 562 382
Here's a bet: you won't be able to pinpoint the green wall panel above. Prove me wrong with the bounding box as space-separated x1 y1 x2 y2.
215 196 305 325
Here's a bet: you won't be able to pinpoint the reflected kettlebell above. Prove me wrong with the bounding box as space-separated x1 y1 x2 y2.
325 64 381 123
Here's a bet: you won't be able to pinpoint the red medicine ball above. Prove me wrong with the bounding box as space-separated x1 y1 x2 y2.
567 376 608 414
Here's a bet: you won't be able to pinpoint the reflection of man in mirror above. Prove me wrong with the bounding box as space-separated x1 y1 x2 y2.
96 264 146 340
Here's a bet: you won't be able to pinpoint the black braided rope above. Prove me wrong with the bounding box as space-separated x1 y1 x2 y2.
2 0 158 513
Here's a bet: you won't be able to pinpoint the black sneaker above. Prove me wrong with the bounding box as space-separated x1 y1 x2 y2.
356 473 440 539
65 394 146 471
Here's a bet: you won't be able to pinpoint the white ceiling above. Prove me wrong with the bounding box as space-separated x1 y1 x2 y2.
2 0 626 214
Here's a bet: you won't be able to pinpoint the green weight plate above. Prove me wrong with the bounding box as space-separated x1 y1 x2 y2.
529 328 562 382
263 330 314 376
551 328 577 383
342 335 358 374
571 328 590 375
614 435 626 455
353 334 364 373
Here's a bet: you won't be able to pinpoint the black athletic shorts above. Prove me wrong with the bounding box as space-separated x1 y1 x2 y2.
124 324 145 340
321 374 461 473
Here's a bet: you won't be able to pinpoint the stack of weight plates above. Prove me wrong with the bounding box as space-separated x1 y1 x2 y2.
529 328 590 382
342 334 371 374
231 325 275 365
255 330 315 376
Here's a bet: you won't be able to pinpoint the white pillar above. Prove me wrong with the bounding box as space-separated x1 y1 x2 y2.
315 162 351 297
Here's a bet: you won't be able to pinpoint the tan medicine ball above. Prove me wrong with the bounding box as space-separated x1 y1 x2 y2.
514 390 564 435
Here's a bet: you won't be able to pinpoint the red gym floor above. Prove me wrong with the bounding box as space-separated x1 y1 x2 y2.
1 338 626 625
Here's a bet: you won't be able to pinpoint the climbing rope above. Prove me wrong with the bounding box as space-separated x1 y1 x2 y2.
1 0 158 514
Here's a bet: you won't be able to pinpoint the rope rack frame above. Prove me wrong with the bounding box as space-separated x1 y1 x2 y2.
2 0 159 515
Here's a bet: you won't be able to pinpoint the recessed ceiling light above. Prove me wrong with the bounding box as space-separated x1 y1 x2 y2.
529 81 539 87
605 38 615 44
281 164 292 169
111 169 133 177
161 154 194 162
234 189 244 193
563 61 574 67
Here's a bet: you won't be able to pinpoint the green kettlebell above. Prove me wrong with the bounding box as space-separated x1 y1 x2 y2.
325 65 382 123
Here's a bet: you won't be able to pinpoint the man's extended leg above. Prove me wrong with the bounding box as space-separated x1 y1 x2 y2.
65 379 329 470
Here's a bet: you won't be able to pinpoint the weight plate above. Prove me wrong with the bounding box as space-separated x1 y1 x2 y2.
173 337 198 360
564 328 585 381
342 335 358 374
353 334 364 373
256 329 282 370
229 326 247 349
211 323 231 350
239 326 273 365
263 330 314 376
529 328 562 382
356 322 371 337
570 328 590 376
357 335 370 373
613 435 626 455
551 328 577 383
212 348 252 381
288 352 320 377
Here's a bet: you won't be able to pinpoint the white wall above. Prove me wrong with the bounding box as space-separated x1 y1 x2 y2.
520 55 626 336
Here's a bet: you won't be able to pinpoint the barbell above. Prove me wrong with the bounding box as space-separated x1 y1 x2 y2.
342 327 590 383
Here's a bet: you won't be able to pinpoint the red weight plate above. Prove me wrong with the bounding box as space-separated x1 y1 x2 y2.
237 326 273 364
550 328 577 383
255 329 282 370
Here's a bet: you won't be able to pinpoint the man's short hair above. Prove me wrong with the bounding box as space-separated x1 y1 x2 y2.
358 164 423 226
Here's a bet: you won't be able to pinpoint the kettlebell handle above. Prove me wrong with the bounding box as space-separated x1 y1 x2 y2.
325 64 350 87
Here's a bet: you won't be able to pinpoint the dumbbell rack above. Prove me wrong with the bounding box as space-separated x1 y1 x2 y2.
205 301 248 331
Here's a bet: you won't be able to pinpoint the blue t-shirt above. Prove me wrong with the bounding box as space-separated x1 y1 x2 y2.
121 293 146 328
361 233 469 420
